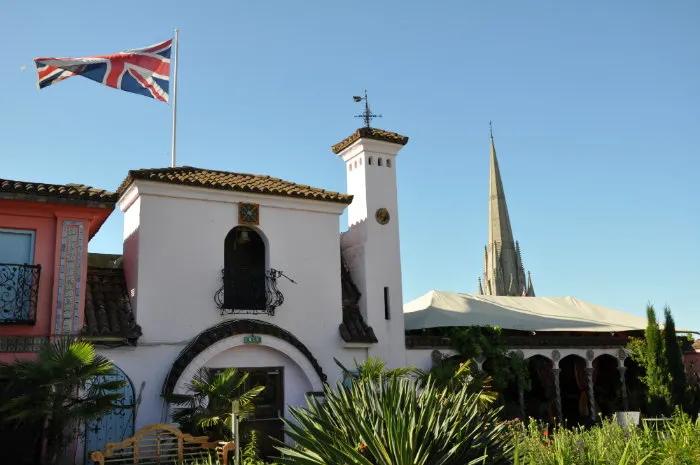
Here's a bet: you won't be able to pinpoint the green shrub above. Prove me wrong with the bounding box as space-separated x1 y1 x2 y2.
512 410 700 465
276 375 513 465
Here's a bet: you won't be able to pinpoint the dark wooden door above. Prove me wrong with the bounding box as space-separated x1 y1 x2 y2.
240 367 284 461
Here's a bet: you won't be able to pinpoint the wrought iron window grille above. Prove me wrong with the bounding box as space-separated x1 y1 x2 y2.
214 268 296 316
0 263 41 325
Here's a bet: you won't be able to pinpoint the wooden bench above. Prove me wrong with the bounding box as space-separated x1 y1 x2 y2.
90 423 235 465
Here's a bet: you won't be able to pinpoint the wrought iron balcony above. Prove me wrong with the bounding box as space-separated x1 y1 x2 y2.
0 263 41 325
214 267 294 316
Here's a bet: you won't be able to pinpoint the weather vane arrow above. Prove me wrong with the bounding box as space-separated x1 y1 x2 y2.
353 90 381 128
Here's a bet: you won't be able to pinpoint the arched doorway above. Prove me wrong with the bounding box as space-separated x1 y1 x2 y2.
593 354 622 417
558 355 590 427
84 365 135 462
524 355 555 423
224 226 266 310
163 320 327 461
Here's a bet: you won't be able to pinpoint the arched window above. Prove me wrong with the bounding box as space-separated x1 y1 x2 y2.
368 157 373 165
386 159 392 168
224 226 266 310
377 158 383 166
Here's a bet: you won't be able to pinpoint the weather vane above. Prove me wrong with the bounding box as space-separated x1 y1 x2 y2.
353 90 381 128
489 120 493 138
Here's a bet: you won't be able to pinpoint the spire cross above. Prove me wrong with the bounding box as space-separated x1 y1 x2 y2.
353 90 382 128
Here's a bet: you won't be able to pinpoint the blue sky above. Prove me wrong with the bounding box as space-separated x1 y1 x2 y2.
1 1 698 331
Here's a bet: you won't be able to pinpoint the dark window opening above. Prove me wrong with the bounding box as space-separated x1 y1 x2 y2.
384 286 390 320
386 159 392 168
378 158 383 166
224 226 266 310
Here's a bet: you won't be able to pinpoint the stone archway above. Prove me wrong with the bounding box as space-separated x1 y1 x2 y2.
162 319 327 396
524 355 555 422
593 354 622 417
559 354 590 427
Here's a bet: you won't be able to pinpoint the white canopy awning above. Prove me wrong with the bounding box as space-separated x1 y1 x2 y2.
403 291 695 333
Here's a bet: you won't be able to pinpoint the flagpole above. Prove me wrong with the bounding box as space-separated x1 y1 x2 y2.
171 28 179 168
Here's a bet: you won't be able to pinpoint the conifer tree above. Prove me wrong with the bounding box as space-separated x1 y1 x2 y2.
663 306 686 408
643 304 670 415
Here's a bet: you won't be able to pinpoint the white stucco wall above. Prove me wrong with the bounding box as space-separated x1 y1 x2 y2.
340 138 407 369
406 348 458 371
113 179 393 427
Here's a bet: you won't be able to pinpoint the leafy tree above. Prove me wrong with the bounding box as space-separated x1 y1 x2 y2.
663 306 687 408
276 372 514 465
0 340 128 465
163 366 264 441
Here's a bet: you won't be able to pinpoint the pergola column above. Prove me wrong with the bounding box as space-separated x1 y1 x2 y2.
618 366 629 411
550 350 562 423
585 366 595 423
584 349 597 423
552 367 562 421
518 384 525 419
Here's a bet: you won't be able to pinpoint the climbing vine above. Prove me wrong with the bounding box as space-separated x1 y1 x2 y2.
448 326 530 393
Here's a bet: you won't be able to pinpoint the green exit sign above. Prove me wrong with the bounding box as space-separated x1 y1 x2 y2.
244 336 262 344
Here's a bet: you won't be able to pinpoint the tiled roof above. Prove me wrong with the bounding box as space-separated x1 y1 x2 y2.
331 127 409 154
82 263 142 344
0 178 118 205
339 252 377 343
117 166 353 204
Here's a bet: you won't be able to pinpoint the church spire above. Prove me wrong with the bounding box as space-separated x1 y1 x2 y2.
481 126 532 296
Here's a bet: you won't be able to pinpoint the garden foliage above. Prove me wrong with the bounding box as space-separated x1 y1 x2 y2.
275 372 513 465
0 339 128 465
513 410 700 465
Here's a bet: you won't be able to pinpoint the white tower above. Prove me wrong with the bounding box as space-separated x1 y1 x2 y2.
333 125 408 368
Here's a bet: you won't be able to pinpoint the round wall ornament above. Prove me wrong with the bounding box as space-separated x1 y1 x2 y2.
375 207 390 225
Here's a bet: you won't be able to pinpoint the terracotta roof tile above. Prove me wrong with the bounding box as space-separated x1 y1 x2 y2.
117 166 353 204
332 127 409 154
82 261 141 344
339 251 377 343
0 178 117 205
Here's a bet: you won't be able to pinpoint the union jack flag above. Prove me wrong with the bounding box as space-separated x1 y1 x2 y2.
34 38 172 103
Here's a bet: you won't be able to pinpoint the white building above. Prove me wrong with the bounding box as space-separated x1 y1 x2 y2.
82 126 410 457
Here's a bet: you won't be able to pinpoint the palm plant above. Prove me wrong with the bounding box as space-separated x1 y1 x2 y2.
276 374 513 465
414 359 498 409
0 339 128 465
163 367 264 440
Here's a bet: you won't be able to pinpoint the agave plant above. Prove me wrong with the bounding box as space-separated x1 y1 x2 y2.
276 374 513 465
163 367 264 440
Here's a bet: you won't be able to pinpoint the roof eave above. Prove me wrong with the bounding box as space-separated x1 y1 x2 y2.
120 175 354 206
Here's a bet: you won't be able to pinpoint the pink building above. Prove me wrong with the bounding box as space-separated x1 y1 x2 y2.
685 339 700 382
0 178 119 361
